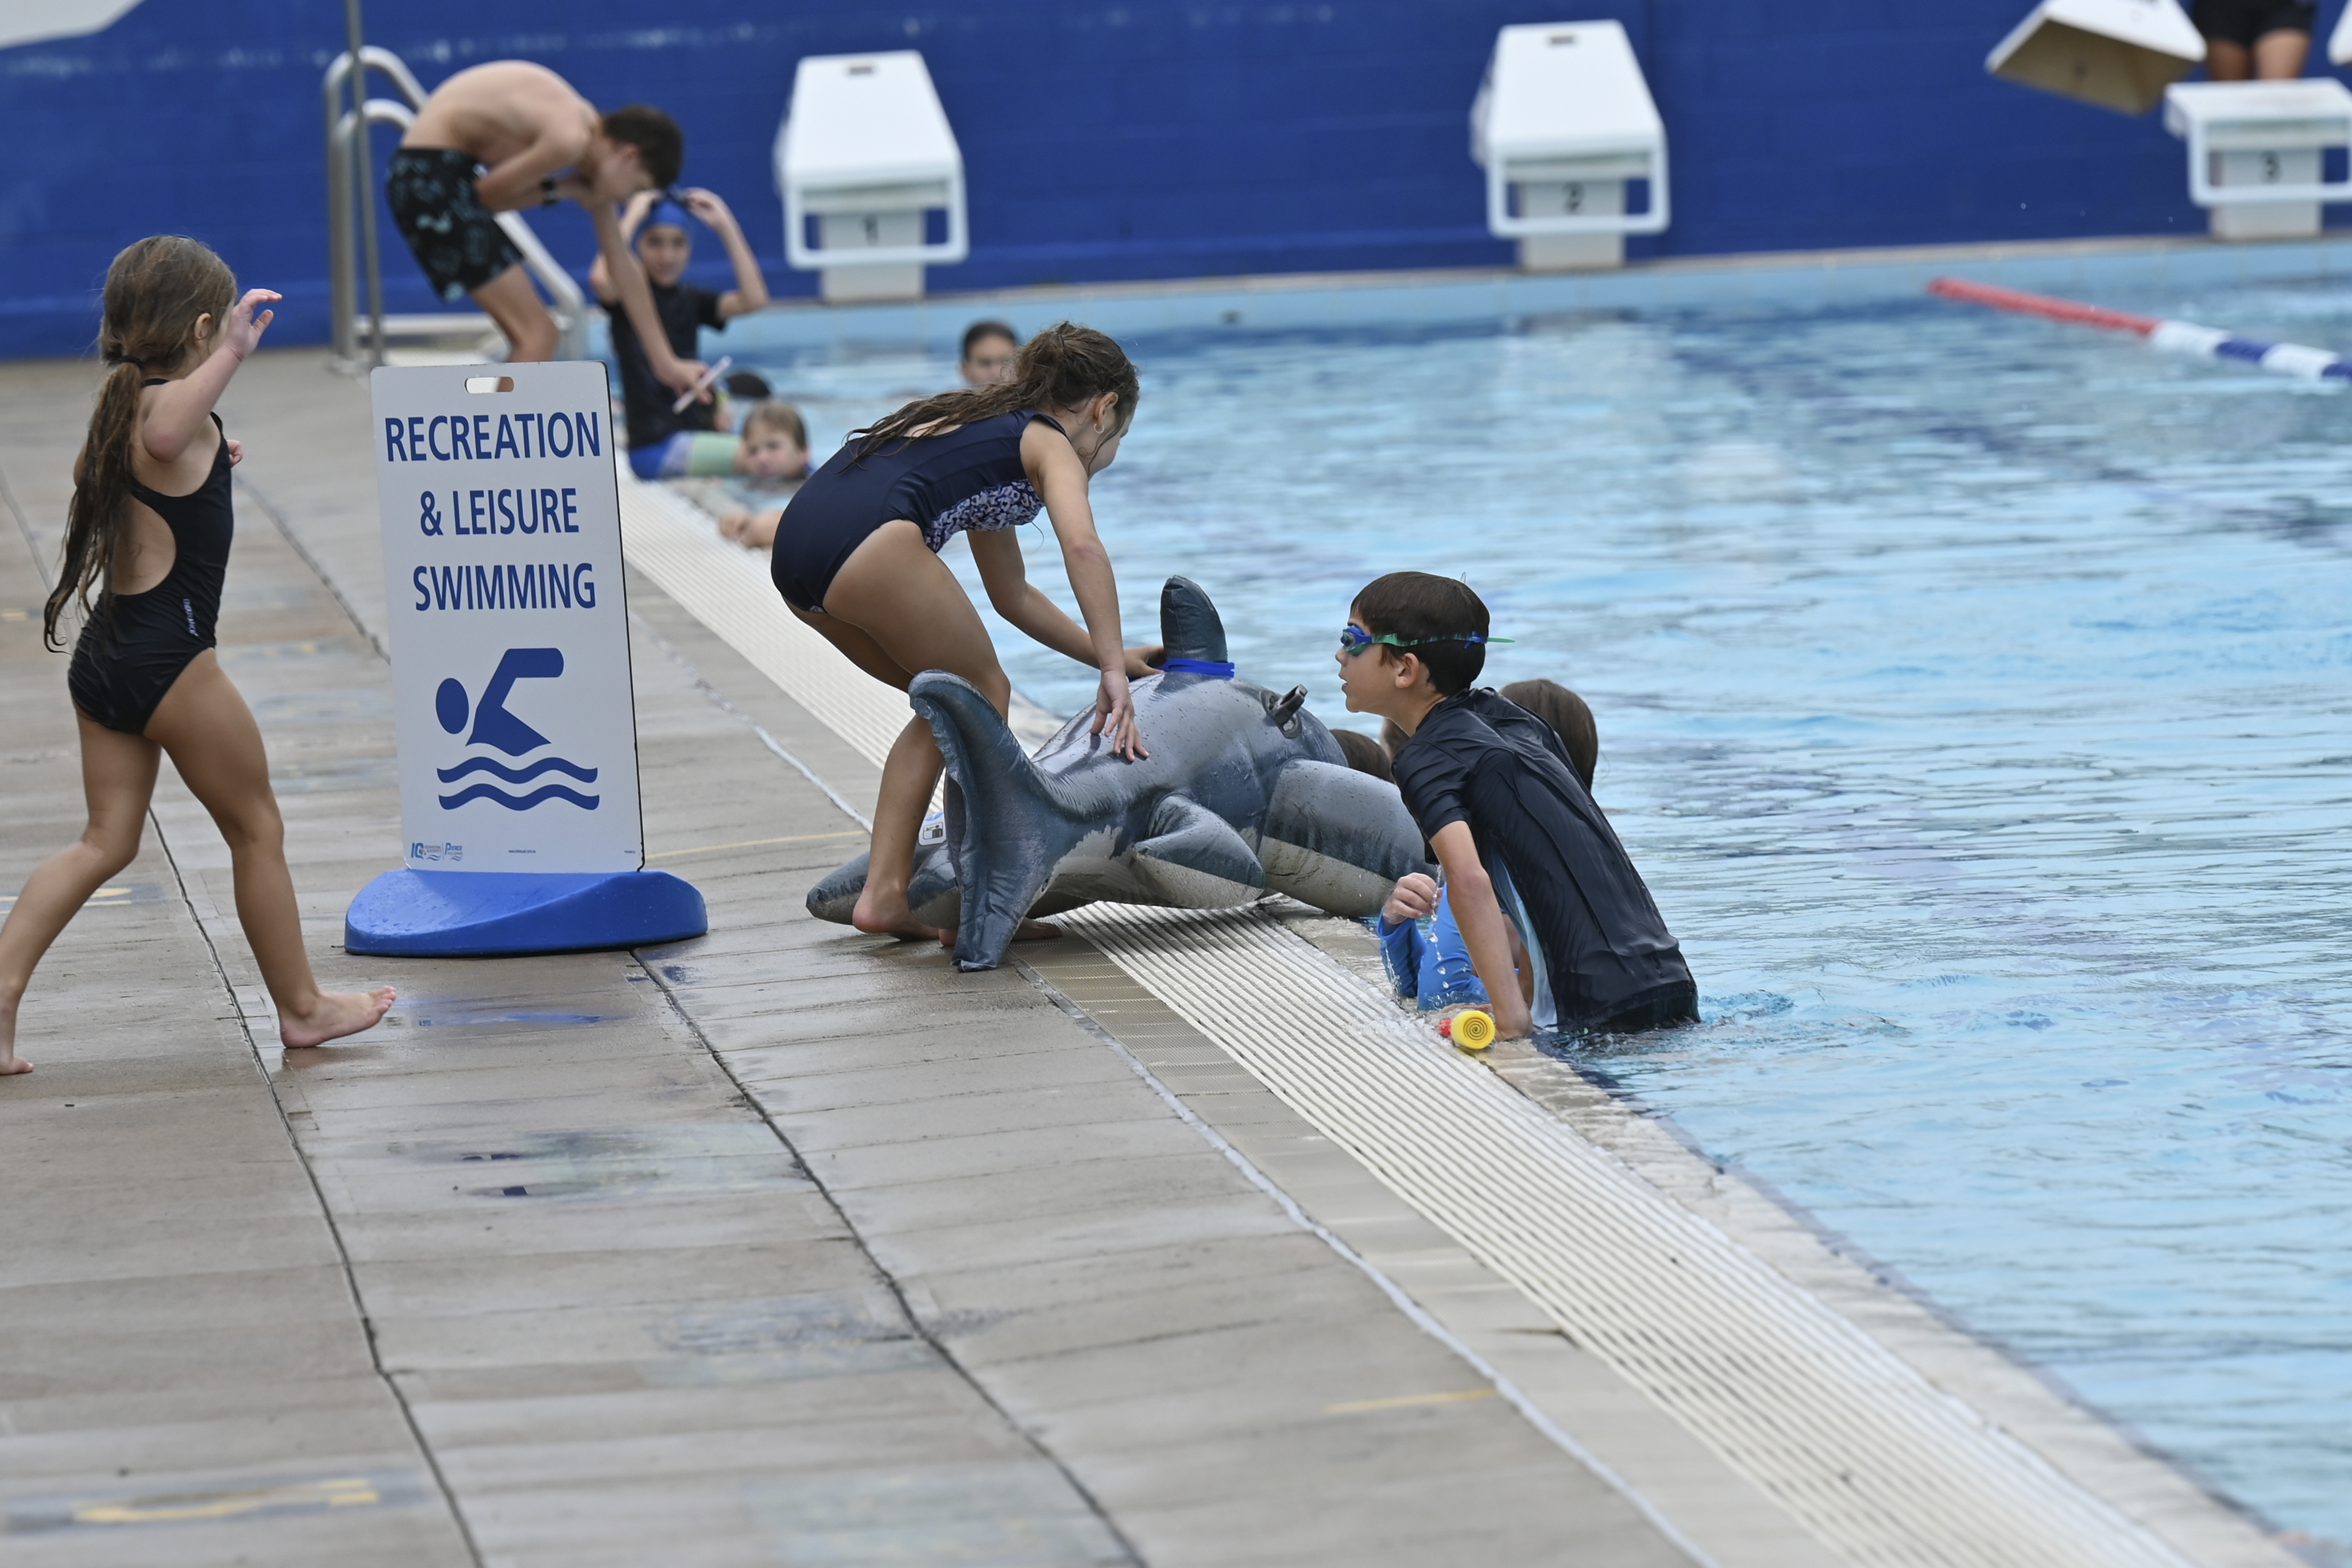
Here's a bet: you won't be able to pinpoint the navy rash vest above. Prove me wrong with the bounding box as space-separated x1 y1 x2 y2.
1391 687 1697 1035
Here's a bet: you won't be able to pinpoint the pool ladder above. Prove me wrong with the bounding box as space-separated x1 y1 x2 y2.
322 47 587 373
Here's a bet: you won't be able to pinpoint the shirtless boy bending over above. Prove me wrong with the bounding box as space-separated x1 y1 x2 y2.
388 60 703 394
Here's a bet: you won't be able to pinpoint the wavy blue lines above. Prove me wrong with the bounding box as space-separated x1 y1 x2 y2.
437 783 601 811
436 756 598 785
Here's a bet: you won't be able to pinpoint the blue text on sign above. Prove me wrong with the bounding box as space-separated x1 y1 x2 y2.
384 411 602 463
420 488 581 537
412 562 598 613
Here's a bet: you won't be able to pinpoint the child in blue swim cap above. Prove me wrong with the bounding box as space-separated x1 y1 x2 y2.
589 188 773 481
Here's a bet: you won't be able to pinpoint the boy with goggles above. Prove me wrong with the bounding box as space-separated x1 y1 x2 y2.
1334 572 1696 1042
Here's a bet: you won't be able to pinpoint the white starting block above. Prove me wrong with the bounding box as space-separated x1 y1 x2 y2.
1986 0 2204 116
777 51 969 304
0 0 140 50
2164 79 2352 240
1471 21 1668 273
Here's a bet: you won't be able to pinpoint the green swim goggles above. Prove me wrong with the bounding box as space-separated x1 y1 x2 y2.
1338 623 1513 656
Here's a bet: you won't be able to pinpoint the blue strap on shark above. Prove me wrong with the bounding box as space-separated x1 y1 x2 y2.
1160 657 1235 678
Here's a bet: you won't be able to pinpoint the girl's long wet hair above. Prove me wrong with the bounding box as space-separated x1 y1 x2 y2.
852 321 1138 462
45 236 237 649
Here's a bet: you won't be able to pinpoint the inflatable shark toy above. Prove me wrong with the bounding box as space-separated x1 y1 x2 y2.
807 577 1435 970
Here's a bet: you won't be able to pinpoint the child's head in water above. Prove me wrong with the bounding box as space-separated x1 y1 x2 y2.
632 199 694 288
1334 729 1395 783
737 400 809 480
861 322 1137 477
961 320 1019 385
1496 679 1596 791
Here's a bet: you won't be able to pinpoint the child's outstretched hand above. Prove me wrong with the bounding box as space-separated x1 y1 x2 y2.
1122 645 1165 679
223 290 280 361
1091 669 1148 761
1382 872 1438 928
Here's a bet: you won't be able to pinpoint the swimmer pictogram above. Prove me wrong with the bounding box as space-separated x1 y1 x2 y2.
432 647 601 811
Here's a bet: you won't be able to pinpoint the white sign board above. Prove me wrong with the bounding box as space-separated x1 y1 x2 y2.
370 362 643 876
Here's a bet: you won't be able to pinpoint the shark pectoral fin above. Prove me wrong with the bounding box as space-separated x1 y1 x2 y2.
1132 794 1267 910
803 839 959 928
1260 760 1436 918
910 671 1087 971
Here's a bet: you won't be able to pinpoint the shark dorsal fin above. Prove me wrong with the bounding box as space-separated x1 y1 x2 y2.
1159 577 1228 663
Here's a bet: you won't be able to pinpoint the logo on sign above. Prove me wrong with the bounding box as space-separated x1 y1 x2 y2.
432 648 601 812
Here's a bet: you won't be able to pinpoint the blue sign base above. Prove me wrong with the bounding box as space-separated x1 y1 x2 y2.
345 868 707 957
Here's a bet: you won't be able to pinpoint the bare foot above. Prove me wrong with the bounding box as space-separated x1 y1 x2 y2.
852 891 954 943
281 985 396 1049
0 1001 28 1075
936 919 1063 948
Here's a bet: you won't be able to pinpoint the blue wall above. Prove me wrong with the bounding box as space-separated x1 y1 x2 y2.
3 0 2346 357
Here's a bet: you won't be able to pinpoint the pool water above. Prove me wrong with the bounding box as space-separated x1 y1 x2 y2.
723 285 2351 1550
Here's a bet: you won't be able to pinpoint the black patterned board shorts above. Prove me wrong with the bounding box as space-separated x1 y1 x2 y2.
384 147 525 303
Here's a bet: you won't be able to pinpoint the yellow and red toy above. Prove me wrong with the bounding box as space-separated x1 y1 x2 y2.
1442 1009 1496 1051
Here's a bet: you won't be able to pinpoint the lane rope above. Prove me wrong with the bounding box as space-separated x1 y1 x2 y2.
1928 276 2352 381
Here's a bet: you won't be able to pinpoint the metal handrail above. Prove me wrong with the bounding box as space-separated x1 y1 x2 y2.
322 47 586 370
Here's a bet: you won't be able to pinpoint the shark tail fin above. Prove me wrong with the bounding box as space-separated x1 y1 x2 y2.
908 672 1089 970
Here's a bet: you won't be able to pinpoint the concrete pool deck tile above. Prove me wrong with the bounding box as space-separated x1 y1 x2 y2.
0 1504 466 1568
821 1145 1241 1237
422 1404 1032 1494
758 1054 1153 1130
348 1244 875 1321
919 1252 1406 1369
722 1034 1101 1096
848 1192 1302 1281
795 1113 1215 1192
326 1191 849 1267
672 962 1047 1020
400 1365 992 1447
3 1317 382 1404
264 1064 718 1126
714 1012 1089 1070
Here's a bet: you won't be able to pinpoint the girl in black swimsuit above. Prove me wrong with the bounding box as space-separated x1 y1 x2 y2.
0 237 394 1075
771 323 1161 944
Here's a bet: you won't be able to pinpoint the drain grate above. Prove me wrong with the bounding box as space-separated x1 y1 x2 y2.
1062 903 2195 1568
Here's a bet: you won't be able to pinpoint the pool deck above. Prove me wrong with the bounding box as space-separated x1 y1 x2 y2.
0 320 2314 1567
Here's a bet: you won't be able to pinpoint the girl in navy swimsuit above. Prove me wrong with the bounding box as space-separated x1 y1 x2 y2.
0 237 394 1075
771 323 1160 943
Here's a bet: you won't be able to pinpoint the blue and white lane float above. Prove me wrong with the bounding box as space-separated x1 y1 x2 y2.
1929 276 2352 381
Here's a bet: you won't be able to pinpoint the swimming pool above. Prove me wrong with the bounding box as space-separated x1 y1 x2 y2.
718 283 2351 1551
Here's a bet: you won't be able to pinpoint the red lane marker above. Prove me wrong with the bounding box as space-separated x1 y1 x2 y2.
1927 276 2162 338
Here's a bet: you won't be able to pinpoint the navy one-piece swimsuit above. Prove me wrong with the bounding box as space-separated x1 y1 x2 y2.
769 411 1063 613
67 397 234 735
